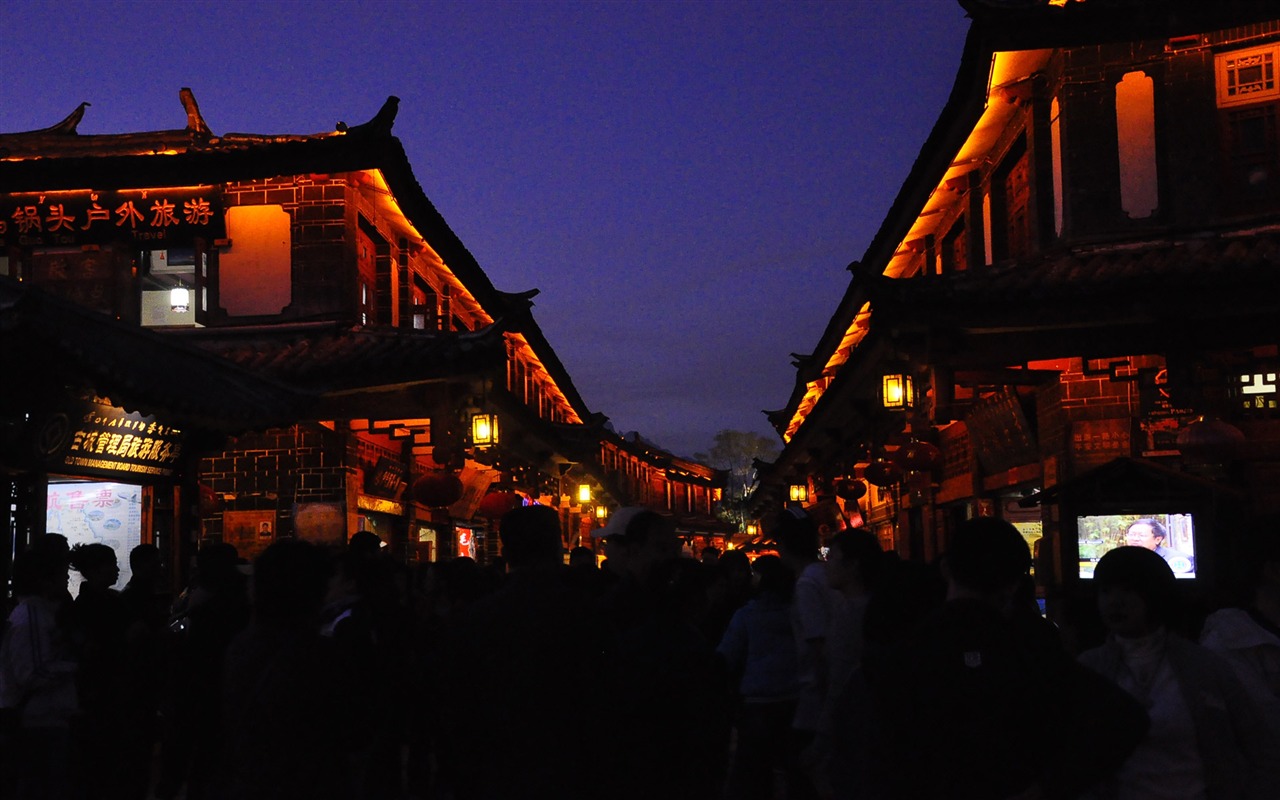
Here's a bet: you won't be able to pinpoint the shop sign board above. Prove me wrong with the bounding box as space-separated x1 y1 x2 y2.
47 396 184 481
1 188 224 248
364 456 406 499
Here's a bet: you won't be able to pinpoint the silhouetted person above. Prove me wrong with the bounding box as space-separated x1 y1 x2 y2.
405 556 491 800
222 539 363 800
703 548 754 646
116 543 171 800
591 508 730 800
1201 514 1280 710
775 508 835 798
67 542 132 800
818 529 885 798
439 504 604 800
717 554 804 800
347 530 382 560
1 547 78 800
155 542 249 800
568 544 597 569
863 517 1149 799
28 532 74 618
1081 546 1280 799
322 547 410 800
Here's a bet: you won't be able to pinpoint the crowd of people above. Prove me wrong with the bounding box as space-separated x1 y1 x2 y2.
1 505 1279 800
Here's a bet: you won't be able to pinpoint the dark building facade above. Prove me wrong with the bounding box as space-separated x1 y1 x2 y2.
757 0 1280 608
1 92 723 589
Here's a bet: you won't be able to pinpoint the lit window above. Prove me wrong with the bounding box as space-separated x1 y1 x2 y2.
1217 46 1280 107
1241 371 1279 411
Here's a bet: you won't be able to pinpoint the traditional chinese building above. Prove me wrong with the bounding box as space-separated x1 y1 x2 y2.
0 91 721 589
756 0 1280 607
596 431 731 554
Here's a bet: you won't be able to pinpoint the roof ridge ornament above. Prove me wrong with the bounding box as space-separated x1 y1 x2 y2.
0 102 92 137
43 102 90 136
179 87 212 139
341 96 400 137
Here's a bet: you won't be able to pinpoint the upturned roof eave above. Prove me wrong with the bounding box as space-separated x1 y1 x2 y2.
0 100 601 428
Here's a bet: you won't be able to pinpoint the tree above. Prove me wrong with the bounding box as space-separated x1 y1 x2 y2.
695 429 780 532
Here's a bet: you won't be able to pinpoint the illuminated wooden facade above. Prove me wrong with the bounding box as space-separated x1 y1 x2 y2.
757 0 1280 601
595 432 730 552
0 92 719 581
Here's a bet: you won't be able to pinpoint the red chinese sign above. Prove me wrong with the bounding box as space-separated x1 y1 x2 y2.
1 188 223 248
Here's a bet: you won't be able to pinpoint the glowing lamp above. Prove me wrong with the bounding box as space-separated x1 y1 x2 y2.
745 522 759 538
471 413 499 446
596 505 608 521
881 372 915 411
788 483 809 503
577 484 592 504
169 285 191 313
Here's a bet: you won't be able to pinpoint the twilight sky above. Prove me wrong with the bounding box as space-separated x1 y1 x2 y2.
4 0 972 460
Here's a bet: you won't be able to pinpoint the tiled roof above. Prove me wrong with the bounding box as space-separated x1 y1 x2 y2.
176 322 508 393
0 277 311 432
0 92 596 423
871 231 1280 330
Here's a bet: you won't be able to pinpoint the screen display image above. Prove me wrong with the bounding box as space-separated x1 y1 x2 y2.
1077 513 1196 580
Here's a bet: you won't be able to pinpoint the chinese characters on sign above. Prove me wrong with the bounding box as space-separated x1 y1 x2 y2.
1 188 222 248
58 398 185 481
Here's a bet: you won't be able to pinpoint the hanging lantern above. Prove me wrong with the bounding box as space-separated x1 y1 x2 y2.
471 413 499 447
900 440 942 471
477 489 523 519
788 483 809 503
1175 415 1245 462
863 459 904 488
413 471 463 508
881 372 915 411
835 479 867 502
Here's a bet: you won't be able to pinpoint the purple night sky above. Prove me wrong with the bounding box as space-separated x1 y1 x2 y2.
4 1 972 459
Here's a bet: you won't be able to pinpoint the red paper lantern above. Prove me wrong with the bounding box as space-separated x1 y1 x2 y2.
198 483 223 515
905 469 934 490
900 441 942 471
413 471 463 508
863 459 904 488
835 479 867 502
477 490 523 519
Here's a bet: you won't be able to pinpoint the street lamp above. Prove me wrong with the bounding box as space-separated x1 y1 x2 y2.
881 372 915 411
577 484 592 505
471 412 499 447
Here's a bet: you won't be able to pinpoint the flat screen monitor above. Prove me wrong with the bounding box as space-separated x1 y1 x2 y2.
1077 512 1196 580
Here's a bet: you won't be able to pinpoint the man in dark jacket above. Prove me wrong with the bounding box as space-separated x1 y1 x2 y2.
862 517 1148 800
